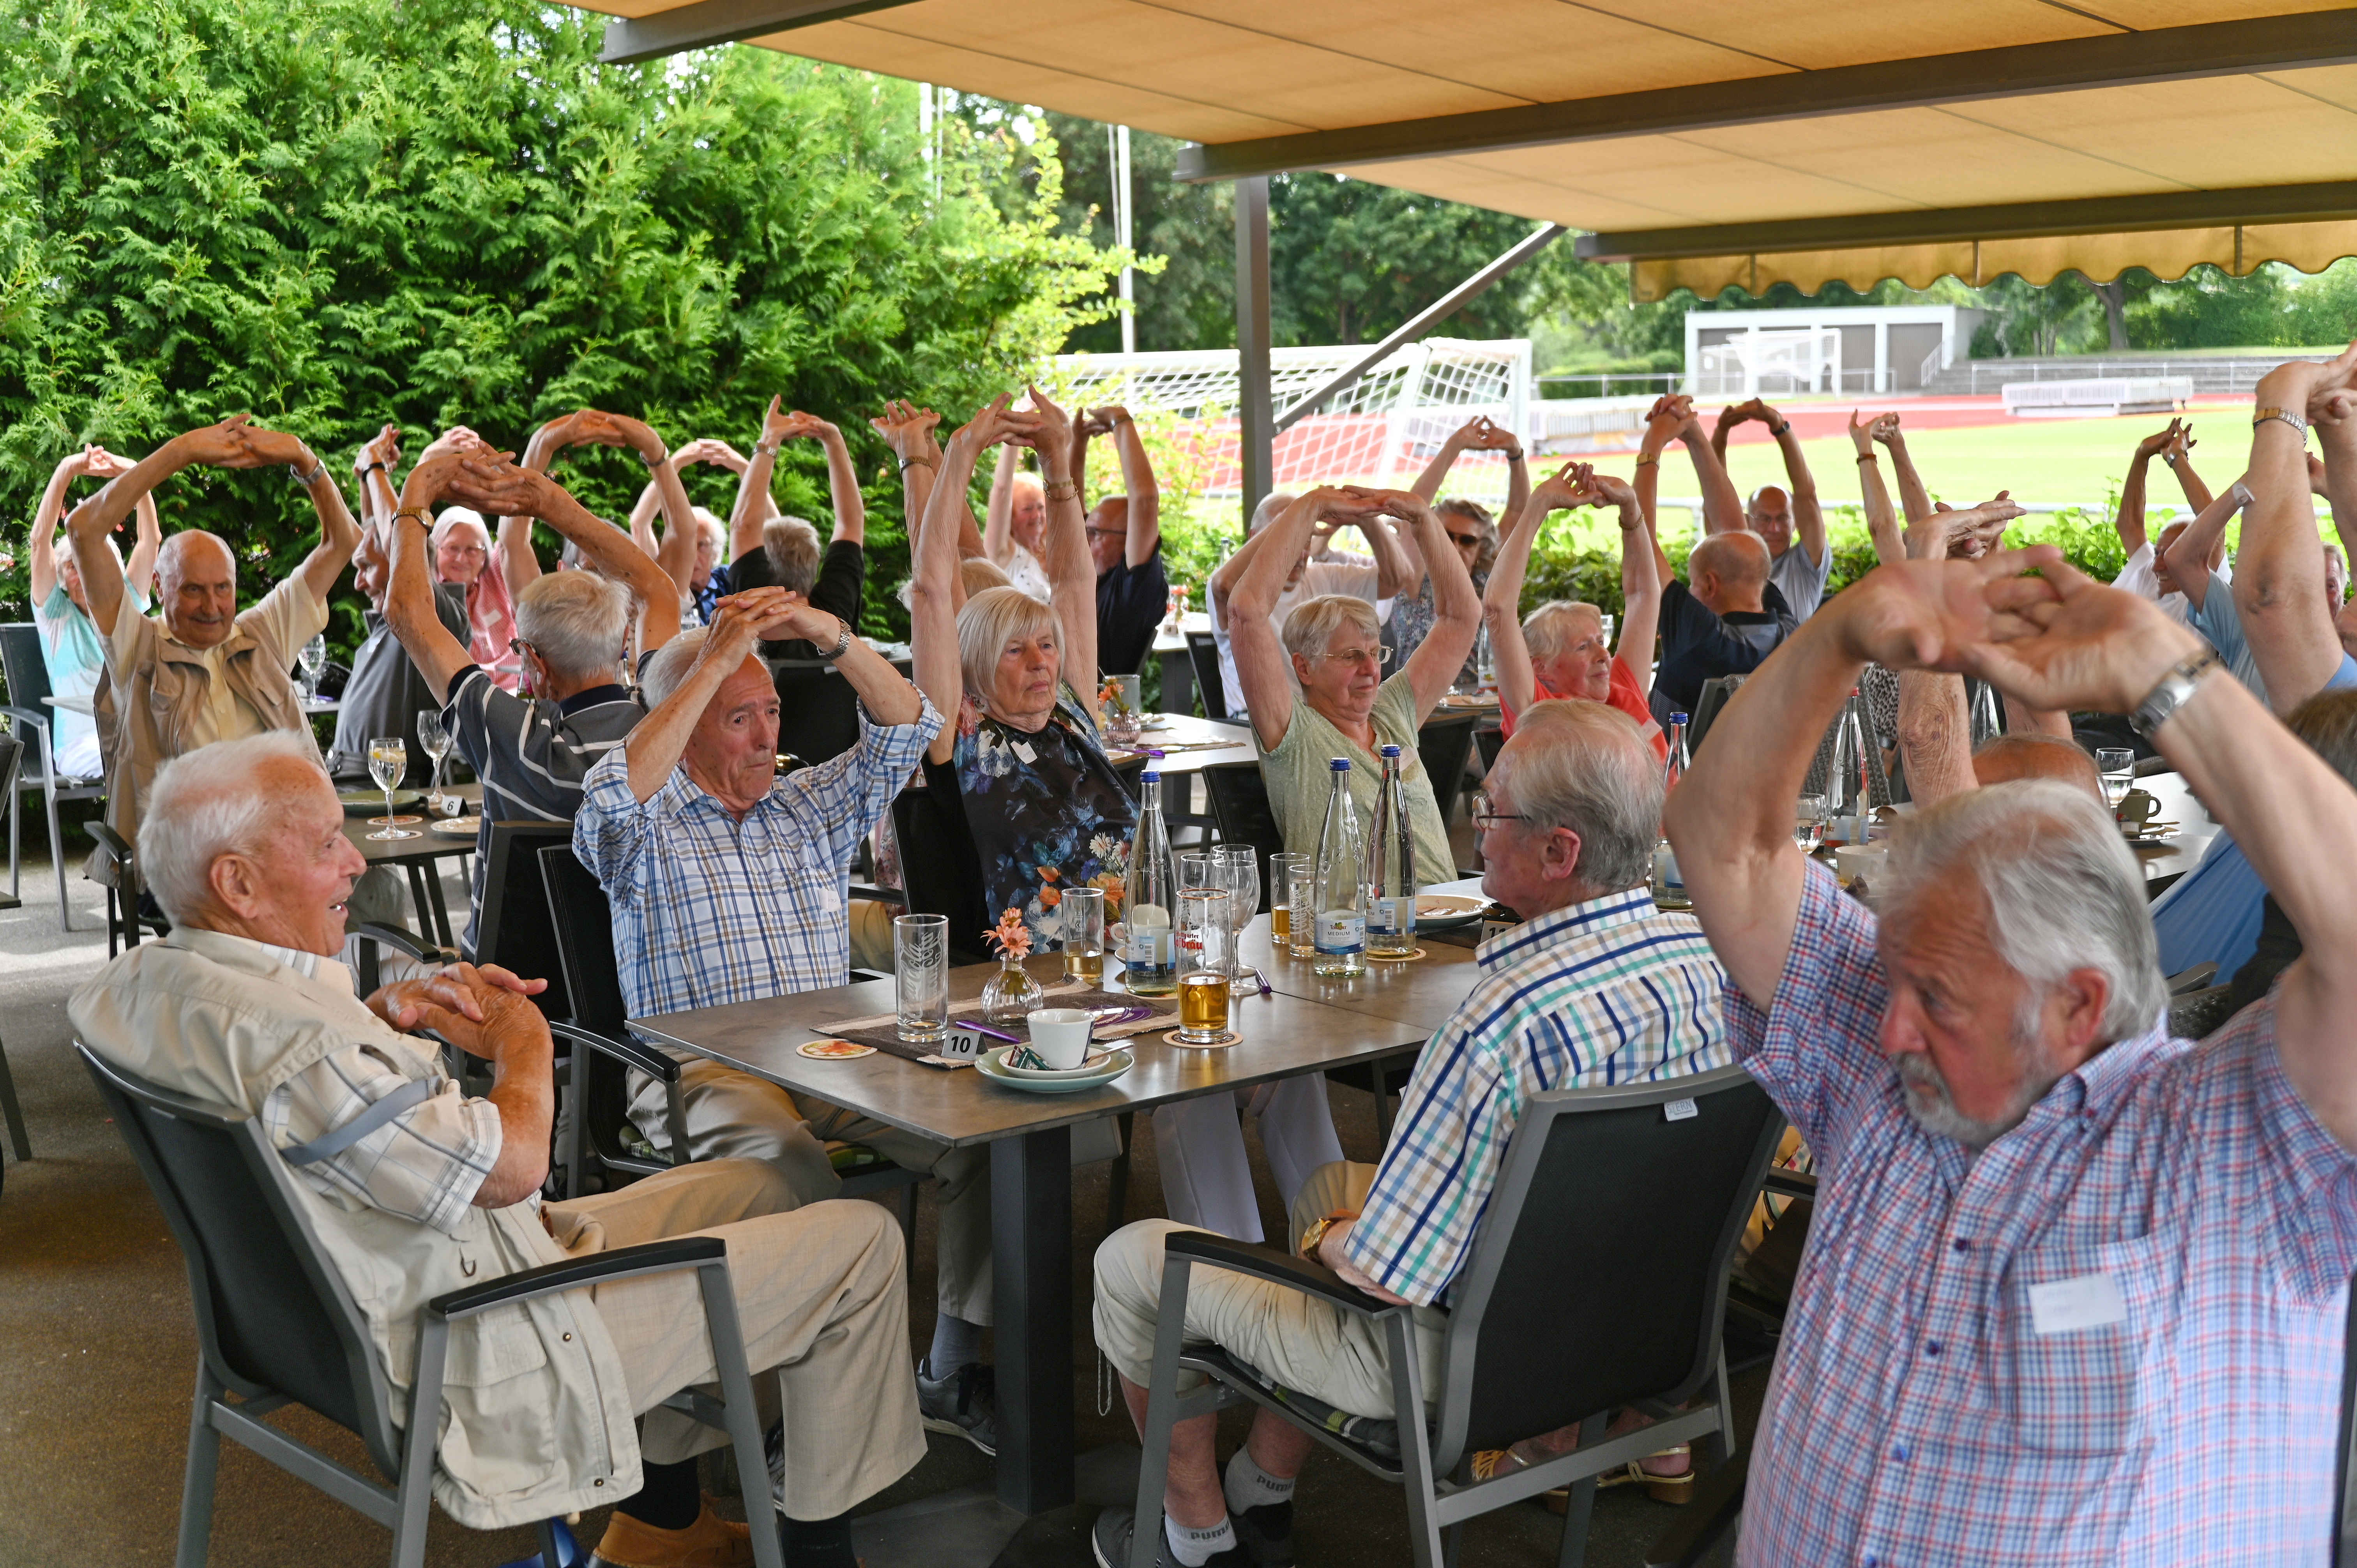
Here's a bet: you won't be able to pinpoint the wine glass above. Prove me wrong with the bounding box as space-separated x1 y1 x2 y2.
1793 793 1827 855
2096 748 2135 811
416 709 452 808
1213 844 1260 985
297 634 327 701
366 736 418 840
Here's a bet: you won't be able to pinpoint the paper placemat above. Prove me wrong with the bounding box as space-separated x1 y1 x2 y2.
820 987 1177 1067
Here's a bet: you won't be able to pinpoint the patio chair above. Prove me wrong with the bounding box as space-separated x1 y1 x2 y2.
78 1043 786 1568
1127 1064 1784 1568
2 621 106 929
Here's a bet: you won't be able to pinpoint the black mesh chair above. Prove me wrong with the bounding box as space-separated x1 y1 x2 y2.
2 621 108 929
86 820 168 957
1127 1066 1783 1568
769 659 863 767
78 1043 786 1568
2339 1265 2357 1565
1201 761 1286 868
1184 629 1231 721
1415 713 1479 835
890 773 993 966
471 822 576 1021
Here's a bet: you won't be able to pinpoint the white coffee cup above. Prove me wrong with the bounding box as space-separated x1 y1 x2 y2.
1834 843 1888 888
1025 1008 1094 1070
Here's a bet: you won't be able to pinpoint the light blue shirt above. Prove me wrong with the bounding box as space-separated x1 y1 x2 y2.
33 578 147 775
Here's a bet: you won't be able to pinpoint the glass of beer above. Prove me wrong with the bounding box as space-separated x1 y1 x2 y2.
1269 853 1308 949
1061 886 1106 984
1174 888 1233 1045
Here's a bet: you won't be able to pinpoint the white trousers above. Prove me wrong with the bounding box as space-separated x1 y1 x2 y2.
1151 1075 1346 1243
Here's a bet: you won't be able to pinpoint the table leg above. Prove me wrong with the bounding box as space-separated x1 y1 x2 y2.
991 1125 1074 1514
424 863 455 949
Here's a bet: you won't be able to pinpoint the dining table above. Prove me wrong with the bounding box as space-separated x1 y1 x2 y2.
339 779 481 947
625 925 1474 1515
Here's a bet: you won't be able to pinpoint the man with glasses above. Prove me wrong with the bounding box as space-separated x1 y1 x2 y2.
1072 404 1169 680
1090 699 1730 1568
1710 398 1832 620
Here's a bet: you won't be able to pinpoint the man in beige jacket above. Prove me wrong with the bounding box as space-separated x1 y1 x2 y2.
68 732 922 1568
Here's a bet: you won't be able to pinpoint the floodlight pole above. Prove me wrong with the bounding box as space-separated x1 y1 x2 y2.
1113 125 1136 356
1235 176 1274 529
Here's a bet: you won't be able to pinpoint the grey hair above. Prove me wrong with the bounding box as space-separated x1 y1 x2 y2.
762 516 822 594
140 732 325 924
956 586 1063 701
430 506 490 553
1877 779 2166 1040
515 570 627 684
693 507 725 546
1279 593 1381 662
640 628 708 711
1490 699 1661 893
1522 600 1606 665
892 554 1012 614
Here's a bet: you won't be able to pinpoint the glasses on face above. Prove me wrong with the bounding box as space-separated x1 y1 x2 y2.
1084 526 1128 542
1469 791 1529 831
1316 645 1394 669
508 637 540 663
1445 531 1484 550
442 544 488 559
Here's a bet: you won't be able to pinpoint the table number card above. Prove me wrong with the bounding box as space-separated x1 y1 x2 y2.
939 1024 989 1064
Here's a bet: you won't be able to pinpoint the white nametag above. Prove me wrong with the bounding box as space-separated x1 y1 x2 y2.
1664 1098 1698 1122
1011 740 1037 764
819 887 842 912
940 1024 988 1063
2028 1272 2128 1335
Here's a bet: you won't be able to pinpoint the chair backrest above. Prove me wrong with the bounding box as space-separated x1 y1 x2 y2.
1687 676 1735 752
1474 726 1503 772
537 845 627 1037
769 659 863 767
1202 761 1288 868
1414 714 1477 835
474 823 576 1019
1429 1065 1783 1469
0 622 55 712
2338 1264 2357 1564
890 774 992 965
1184 630 1230 721
76 1043 403 1478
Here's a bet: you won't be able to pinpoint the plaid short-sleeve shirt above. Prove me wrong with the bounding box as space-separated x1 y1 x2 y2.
1735 860 2357 1568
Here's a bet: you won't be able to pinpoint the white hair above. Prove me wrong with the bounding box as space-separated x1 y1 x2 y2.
640 629 707 711
1522 600 1605 666
1279 593 1380 662
1492 699 1661 893
762 516 823 595
516 571 627 684
431 506 490 552
140 733 325 924
1247 491 1297 536
1877 779 2166 1040
956 586 1062 701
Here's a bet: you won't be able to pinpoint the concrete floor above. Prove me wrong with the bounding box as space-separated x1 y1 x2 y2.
0 844 1747 1568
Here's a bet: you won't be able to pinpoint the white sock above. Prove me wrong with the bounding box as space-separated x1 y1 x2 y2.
1164 1514 1235 1566
1224 1447 1297 1515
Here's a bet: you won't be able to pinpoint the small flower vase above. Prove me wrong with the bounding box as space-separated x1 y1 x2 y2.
981 954 1043 1024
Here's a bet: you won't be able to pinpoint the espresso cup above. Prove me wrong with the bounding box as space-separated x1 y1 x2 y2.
2115 788 2160 828
1025 1008 1094 1070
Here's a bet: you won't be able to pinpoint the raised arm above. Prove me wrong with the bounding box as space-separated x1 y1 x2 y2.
1482 464 1578 720
1095 405 1161 567
212 424 359 604
1231 490 1349 750
1349 489 1477 722
913 399 1040 763
444 449 684 657
1352 511 1412 602
1680 406 1744 537
1209 516 1286 634
872 399 957 560
30 447 96 610
1874 418 1935 526
2163 420 2215 514
1762 400 1825 567
804 415 866 546
2319 389 2357 585
626 477 663 562
2233 349 2357 711
495 416 579 592
2117 421 2177 558
352 425 402 534
383 455 484 701
983 445 1018 567
672 436 771 556
1027 386 1100 719
1603 471 1661 696
586 412 696 595
125 489 162 601
1853 412 1906 566
2161 477 2249 614
1889 518 1978 807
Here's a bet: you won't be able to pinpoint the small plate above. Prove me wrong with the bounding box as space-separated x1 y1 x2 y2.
341 789 420 815
1415 893 1485 931
798 1039 876 1060
976 1046 1133 1094
427 816 482 836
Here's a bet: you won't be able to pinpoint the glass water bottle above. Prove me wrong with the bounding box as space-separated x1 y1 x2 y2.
1650 713 1693 911
1122 770 1178 995
1312 758 1368 977
1366 744 1417 957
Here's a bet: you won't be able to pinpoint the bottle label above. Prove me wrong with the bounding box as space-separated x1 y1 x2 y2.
1653 844 1685 892
1316 911 1366 955
1125 927 1169 967
1371 897 1417 936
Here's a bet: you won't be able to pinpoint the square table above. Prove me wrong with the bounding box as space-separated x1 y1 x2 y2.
339 780 482 948
627 951 1436 1515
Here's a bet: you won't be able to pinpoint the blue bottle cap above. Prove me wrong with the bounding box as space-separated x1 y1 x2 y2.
1671 712 1690 723
1330 757 1351 771
1140 770 1161 783
1380 743 1402 757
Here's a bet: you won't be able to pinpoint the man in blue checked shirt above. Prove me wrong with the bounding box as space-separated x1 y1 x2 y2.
1668 350 2357 1568
574 587 1008 1460
1090 699 1731 1568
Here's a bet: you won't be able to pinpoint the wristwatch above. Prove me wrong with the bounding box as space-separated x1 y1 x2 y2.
813 615 854 662
1296 1212 1355 1261
2253 406 2309 437
2130 647 2223 739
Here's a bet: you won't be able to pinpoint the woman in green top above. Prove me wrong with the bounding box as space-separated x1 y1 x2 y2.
1232 487 1482 880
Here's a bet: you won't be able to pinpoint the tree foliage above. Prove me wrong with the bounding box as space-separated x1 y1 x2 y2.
0 0 1122 647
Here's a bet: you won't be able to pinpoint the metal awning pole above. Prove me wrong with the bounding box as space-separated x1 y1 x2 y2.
1234 176 1273 530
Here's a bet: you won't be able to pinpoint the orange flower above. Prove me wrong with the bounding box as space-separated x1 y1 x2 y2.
1040 886 1063 908
984 906 1033 961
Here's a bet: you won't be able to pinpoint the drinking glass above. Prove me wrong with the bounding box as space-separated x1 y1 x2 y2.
1060 886 1106 985
366 737 418 840
1177 849 1219 896
417 708 452 804
298 633 327 700
1174 889 1233 1045
1792 793 1827 855
1269 852 1310 952
894 914 949 1042
2096 748 2135 810
1285 857 1318 957
1213 845 1260 982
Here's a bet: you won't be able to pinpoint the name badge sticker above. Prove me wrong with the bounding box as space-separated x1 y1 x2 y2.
2028 1272 2128 1335
1011 740 1037 765
1664 1098 1699 1122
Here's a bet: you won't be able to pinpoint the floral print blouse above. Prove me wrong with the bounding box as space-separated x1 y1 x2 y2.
952 685 1138 951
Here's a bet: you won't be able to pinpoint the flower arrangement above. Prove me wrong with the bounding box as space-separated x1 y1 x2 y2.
1097 677 1136 717
984 906 1033 962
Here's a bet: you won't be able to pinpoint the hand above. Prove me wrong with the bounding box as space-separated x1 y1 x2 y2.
181 417 311 472
1870 412 1904 449
947 395 1042 456
1642 394 1693 452
2134 419 2180 462
2166 420 2195 463
418 426 487 464
1715 398 1765 434
170 413 265 468
1334 485 1433 527
1074 411 1115 440
701 587 803 665
440 450 559 520
85 444 137 479
870 399 942 461
673 437 750 473
1847 409 1878 457
1832 550 2067 674
2284 342 2357 426
769 408 840 447
1525 461 1586 517
1090 404 1132 431
355 423 401 475
369 962 550 1058
1571 467 1640 517
1965 560 2206 714
1457 416 1521 455
1021 384 1074 476
2311 452 2332 496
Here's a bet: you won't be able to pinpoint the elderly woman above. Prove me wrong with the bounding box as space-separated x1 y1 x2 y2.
1485 461 1667 756
1234 487 1480 882
29 443 159 779
429 505 521 693
1392 415 1525 673
983 446 1055 602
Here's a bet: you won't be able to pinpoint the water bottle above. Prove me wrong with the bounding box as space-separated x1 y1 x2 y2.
1366 744 1417 957
1827 688 1870 841
1969 678 2004 750
1122 771 1178 995
1650 713 1692 910
1312 758 1368 977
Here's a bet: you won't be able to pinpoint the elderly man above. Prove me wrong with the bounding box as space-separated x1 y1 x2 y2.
1648 530 1796 723
380 448 680 959
1712 398 1832 620
69 733 922 1568
2113 418 2221 625
1072 404 1168 678
1666 349 2357 1566
721 404 869 659
63 414 360 851
1089 700 1732 1568
570 592 1006 1457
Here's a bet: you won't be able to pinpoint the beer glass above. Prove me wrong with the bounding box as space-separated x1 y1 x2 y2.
1174 888 1233 1045
1061 886 1106 984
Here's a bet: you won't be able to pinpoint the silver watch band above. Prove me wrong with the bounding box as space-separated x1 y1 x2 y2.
814 616 853 662
2130 648 2223 739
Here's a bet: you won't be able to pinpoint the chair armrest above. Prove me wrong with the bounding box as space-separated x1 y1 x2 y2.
87 820 131 864
1163 1229 1399 1317
1642 1447 1746 1568
1762 1168 1817 1201
549 1020 679 1082
428 1235 724 1319
350 922 456 966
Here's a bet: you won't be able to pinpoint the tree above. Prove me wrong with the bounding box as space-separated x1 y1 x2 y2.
0 0 1120 646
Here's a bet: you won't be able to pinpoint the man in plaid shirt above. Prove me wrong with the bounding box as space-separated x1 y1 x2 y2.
1669 351 2357 1567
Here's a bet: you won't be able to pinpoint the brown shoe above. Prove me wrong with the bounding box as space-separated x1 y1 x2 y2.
589 1499 754 1568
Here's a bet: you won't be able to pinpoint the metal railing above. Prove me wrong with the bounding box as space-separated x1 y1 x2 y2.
1535 371 1683 399
1934 354 2339 397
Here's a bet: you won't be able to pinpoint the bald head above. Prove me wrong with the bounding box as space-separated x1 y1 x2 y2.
1746 485 1795 555
1972 734 2103 800
158 531 239 649
1689 531 1771 615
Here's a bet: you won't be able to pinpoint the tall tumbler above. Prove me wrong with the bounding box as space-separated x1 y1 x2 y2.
1061 886 1107 985
895 914 950 1042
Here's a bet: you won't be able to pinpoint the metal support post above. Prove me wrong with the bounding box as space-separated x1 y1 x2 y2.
1234 176 1273 531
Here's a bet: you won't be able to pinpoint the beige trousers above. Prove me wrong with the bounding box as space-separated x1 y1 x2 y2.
544 1159 926 1520
631 1056 994 1324
1091 1160 1446 1420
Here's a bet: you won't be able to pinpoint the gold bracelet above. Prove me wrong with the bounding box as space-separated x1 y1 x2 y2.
1042 477 1079 503
1634 453 1660 467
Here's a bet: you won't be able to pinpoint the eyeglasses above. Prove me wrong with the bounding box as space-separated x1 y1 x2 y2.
507 637 541 662
1315 645 1394 668
1468 791 1528 830
1445 531 1484 549
1084 526 1128 542
442 543 487 559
